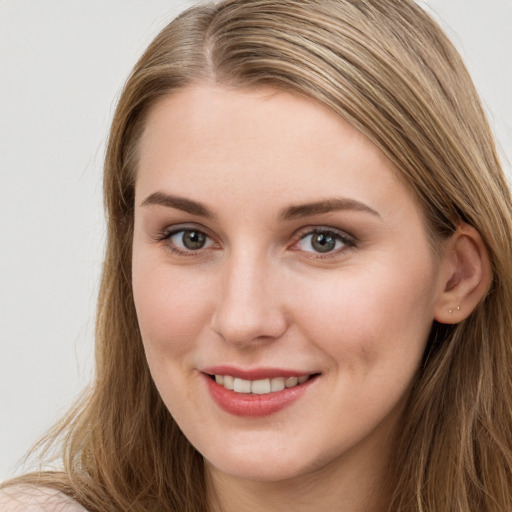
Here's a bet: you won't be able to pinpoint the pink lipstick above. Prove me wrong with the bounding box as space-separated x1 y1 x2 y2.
201 367 319 417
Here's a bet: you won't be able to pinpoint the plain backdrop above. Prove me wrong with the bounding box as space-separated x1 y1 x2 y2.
1 0 511 481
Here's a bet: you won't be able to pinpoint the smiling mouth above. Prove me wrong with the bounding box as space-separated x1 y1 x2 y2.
208 374 319 395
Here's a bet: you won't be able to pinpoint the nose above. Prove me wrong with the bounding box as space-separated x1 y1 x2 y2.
210 249 289 347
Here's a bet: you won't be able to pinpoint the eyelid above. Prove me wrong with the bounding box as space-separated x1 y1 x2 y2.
289 225 356 257
153 223 219 255
154 222 211 239
151 223 356 258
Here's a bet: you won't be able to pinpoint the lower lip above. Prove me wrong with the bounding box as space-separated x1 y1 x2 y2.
203 374 317 417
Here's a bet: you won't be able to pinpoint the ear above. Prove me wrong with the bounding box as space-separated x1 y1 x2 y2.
434 223 492 324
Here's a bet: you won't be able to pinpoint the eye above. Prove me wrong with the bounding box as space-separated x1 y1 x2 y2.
160 228 217 254
296 229 352 254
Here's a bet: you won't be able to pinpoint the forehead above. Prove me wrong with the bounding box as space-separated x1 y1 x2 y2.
135 84 414 223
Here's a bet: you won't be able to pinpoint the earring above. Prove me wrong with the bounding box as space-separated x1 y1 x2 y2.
448 306 461 315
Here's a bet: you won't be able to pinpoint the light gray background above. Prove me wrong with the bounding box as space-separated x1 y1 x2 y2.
1 0 511 481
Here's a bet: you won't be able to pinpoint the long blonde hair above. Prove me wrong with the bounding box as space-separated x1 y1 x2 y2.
5 1 512 511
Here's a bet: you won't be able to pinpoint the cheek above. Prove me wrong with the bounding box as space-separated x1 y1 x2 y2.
132 259 215 414
132 260 214 360
293 257 437 372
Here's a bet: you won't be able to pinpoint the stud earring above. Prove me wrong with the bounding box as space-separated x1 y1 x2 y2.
448 306 461 315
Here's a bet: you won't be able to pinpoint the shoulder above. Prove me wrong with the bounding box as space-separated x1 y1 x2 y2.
0 485 88 512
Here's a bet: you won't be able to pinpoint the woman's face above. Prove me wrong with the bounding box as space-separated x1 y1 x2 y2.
132 84 448 483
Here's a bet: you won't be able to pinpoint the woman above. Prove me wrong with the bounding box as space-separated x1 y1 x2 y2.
2 0 511 511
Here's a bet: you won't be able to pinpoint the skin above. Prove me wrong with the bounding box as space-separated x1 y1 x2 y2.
132 84 455 511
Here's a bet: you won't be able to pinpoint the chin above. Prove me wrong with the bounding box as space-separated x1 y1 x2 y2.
206 456 316 483
200 432 338 483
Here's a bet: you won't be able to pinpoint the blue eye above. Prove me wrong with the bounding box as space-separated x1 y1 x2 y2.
297 230 349 254
168 229 215 252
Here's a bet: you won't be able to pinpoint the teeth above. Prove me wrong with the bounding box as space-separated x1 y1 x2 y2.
251 379 271 394
214 374 311 394
223 375 234 390
285 376 298 388
270 377 285 392
233 378 252 393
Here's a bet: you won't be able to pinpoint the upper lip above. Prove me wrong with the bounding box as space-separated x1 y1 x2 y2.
201 366 318 380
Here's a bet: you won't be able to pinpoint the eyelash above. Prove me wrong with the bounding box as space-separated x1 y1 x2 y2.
154 225 356 259
292 227 356 259
154 225 217 256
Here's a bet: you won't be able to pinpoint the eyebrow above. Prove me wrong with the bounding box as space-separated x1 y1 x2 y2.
279 198 380 220
140 192 214 218
140 191 380 221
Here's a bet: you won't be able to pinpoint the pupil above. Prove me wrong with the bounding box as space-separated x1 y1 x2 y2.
183 231 206 250
312 233 336 253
